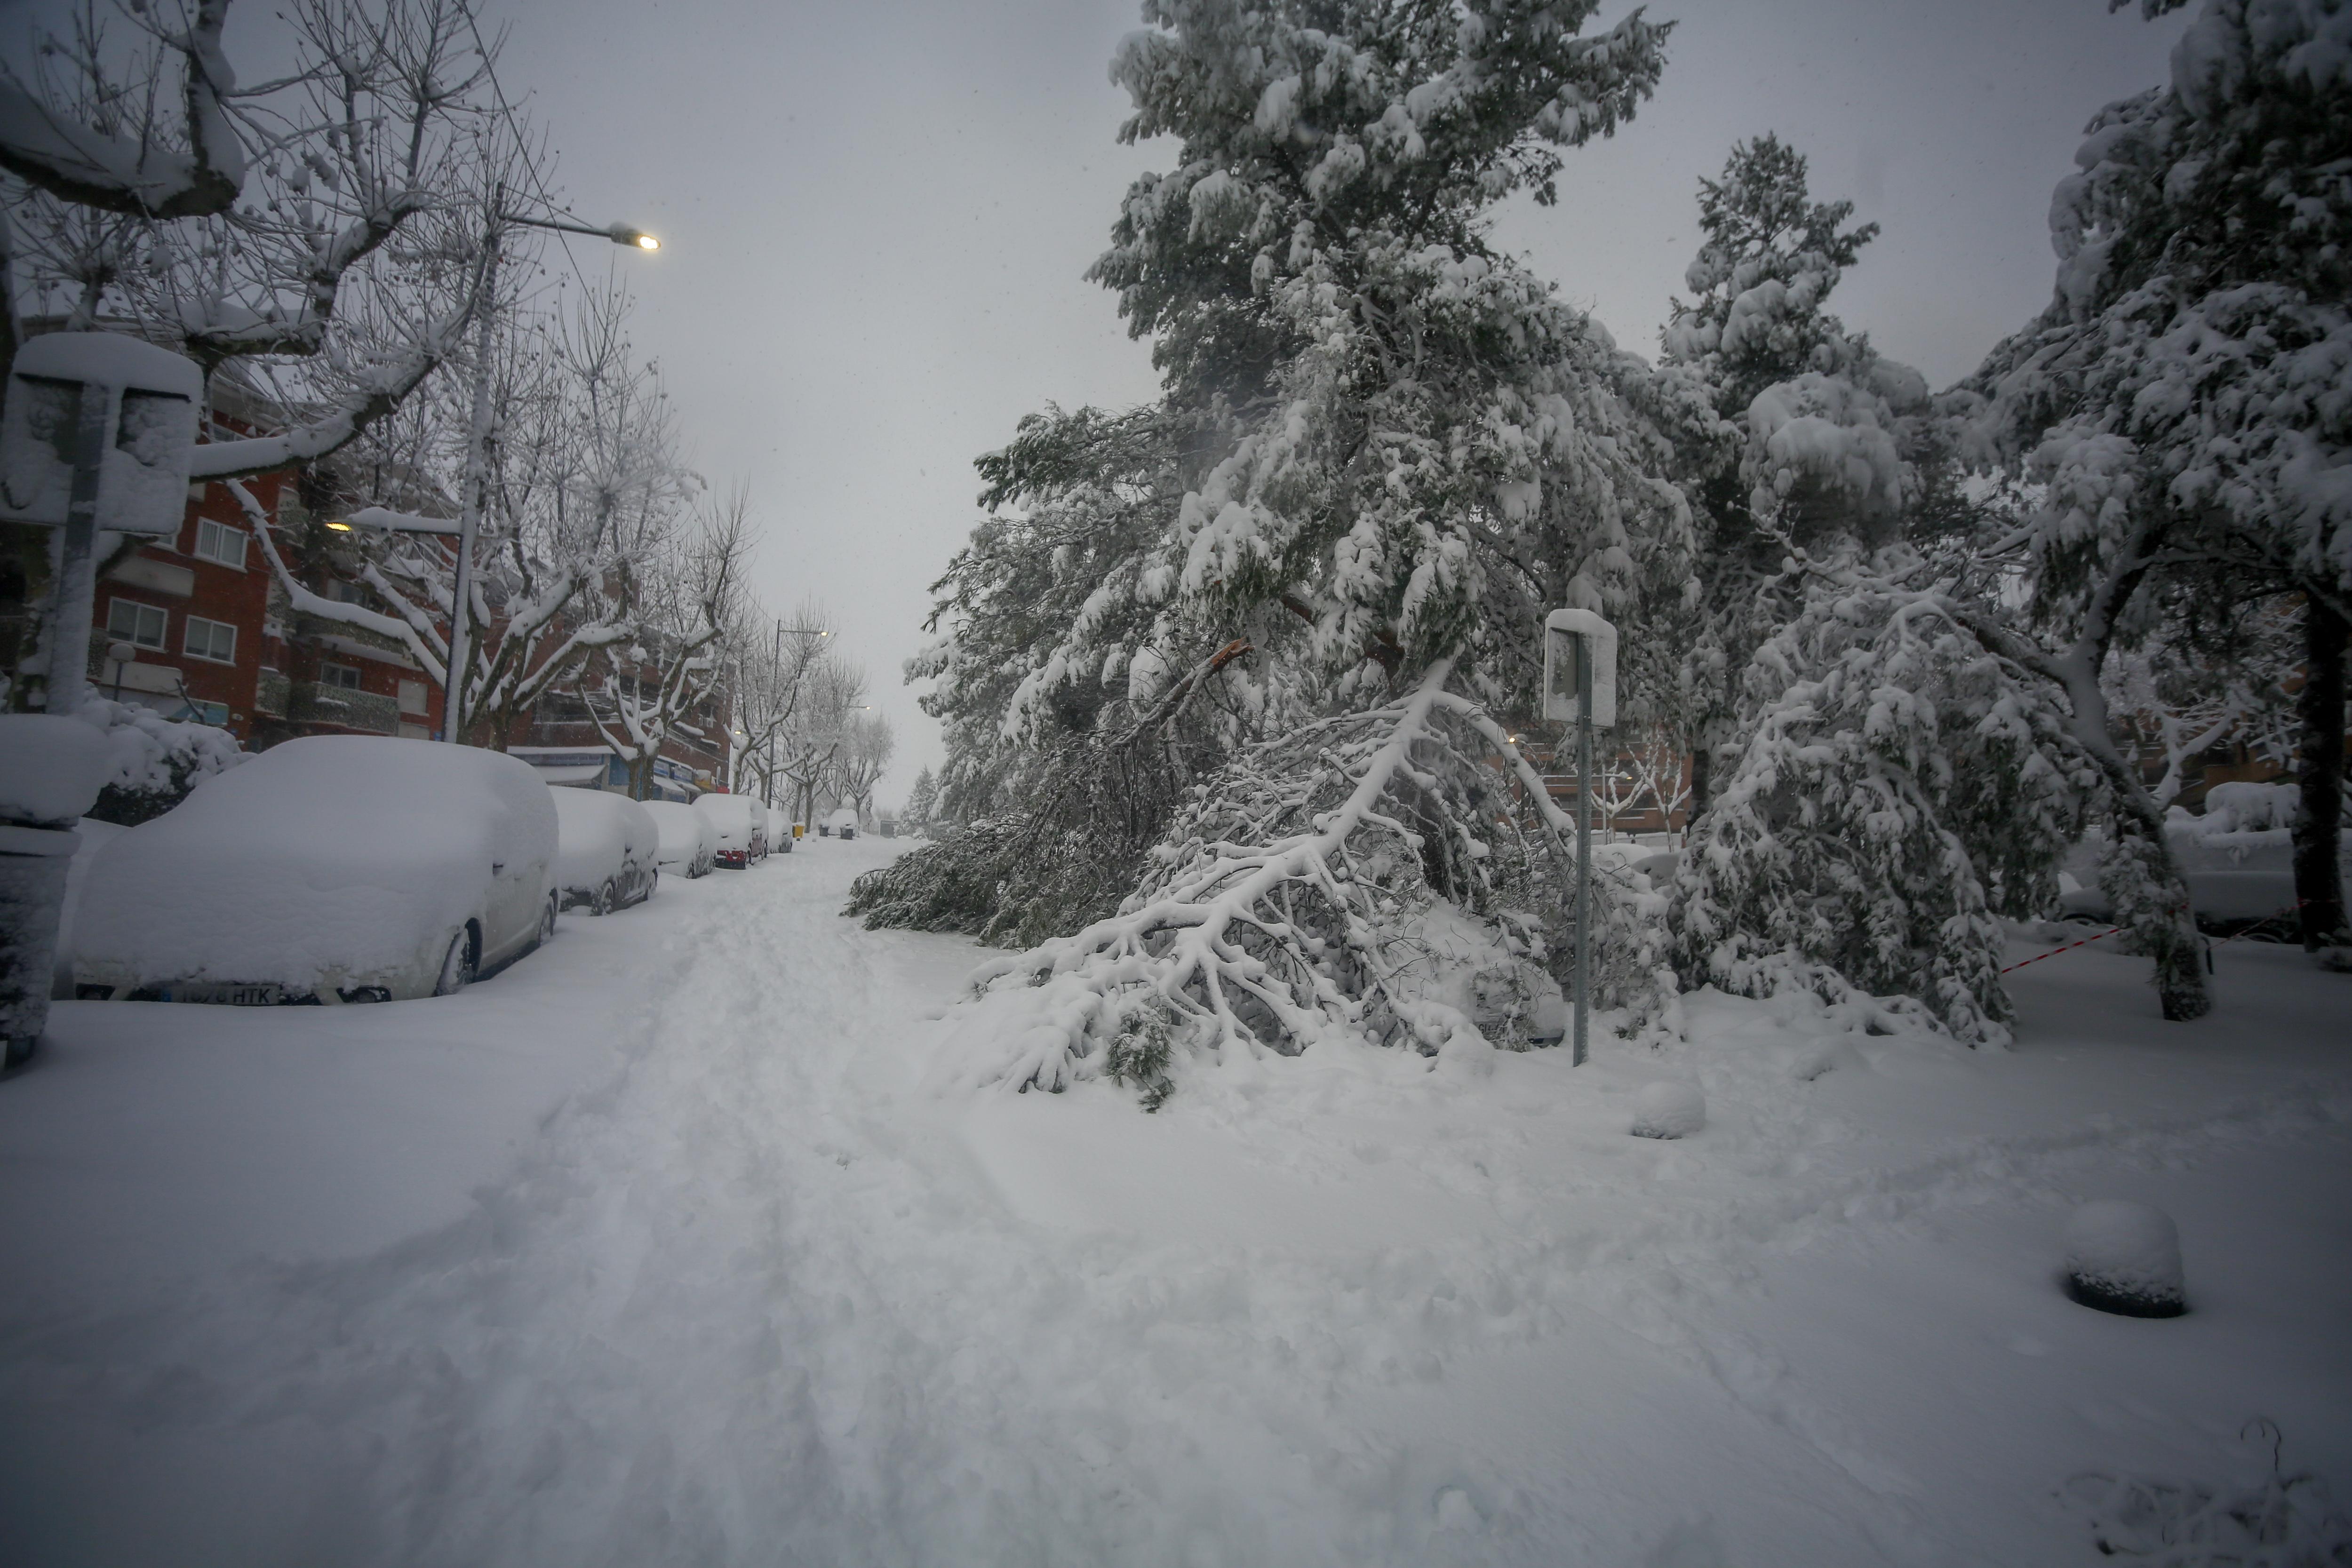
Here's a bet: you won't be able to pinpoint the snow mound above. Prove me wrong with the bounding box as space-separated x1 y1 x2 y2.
2062 1199 2185 1318
0 715 113 824
2200 781 2299 834
1629 1080 1706 1140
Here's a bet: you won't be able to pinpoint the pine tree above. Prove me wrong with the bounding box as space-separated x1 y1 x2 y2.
1962 0 2351 976
902 767 939 831
1652 135 1937 826
1672 558 2094 1045
905 0 1699 1095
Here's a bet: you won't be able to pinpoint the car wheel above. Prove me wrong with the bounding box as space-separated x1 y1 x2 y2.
540 891 560 942
3 1033 34 1071
433 930 476 996
592 880 615 916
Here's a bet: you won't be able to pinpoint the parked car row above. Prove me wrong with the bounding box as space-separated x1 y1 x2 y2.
63 736 805 1009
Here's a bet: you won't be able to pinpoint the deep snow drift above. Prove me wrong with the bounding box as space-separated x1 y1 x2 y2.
2 837 2347 1566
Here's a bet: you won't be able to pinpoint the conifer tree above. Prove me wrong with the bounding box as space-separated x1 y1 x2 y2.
888 0 1698 1094
1970 0 2351 954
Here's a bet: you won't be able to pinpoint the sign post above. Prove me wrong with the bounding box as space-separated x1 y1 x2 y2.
1 333 205 714
1542 609 1618 1067
0 333 201 1068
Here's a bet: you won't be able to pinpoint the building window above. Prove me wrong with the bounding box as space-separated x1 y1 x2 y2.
193 517 246 569
185 615 237 664
398 679 428 715
321 662 363 690
107 598 168 649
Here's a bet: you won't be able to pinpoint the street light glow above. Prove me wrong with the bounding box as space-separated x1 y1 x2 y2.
634 232 660 251
325 520 353 532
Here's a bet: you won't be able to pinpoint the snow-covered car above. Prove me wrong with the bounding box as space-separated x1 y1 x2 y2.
550 788 661 915
825 806 859 841
693 793 766 868
640 800 715 878
765 804 792 853
73 736 558 1004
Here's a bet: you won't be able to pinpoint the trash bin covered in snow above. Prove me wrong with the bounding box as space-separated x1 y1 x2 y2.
2063 1200 2186 1318
0 715 115 1066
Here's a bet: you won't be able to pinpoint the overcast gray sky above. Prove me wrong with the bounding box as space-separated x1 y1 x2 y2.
14 0 2197 800
501 0 2189 804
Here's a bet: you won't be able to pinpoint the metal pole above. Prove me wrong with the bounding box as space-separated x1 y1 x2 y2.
1574 635 1593 1068
44 387 114 718
443 212 501 744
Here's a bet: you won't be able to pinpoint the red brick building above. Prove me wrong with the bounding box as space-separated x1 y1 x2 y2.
87 469 289 739
85 448 731 799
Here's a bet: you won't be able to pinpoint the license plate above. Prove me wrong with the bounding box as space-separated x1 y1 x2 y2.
168 982 288 1006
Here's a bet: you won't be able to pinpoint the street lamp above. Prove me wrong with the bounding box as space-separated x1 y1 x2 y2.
436 201 660 746
1542 608 1618 1068
501 213 662 251
327 506 462 535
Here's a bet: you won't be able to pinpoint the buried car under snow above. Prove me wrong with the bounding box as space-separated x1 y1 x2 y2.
73 737 559 1004
692 792 766 868
640 800 716 878
550 787 660 914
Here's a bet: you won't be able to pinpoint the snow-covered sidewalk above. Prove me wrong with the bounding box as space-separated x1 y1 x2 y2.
3 839 2347 1566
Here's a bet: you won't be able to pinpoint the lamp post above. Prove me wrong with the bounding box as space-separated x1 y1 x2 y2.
1542 609 1618 1067
437 202 661 746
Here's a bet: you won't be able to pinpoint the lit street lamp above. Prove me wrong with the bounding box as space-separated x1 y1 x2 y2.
438 201 660 745
327 506 461 536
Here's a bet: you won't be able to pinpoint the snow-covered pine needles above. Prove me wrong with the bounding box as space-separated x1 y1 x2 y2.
934 662 1663 1099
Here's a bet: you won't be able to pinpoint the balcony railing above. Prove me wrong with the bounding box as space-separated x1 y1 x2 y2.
287 680 400 735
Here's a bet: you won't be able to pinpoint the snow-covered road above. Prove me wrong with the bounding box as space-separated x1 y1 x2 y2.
4 839 2348 1566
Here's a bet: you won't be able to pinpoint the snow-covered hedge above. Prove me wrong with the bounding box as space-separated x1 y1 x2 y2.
80 699 247 826
0 703 243 828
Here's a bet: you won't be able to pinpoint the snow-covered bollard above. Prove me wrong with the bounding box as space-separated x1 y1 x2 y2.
2063 1200 2186 1318
1629 1081 1706 1140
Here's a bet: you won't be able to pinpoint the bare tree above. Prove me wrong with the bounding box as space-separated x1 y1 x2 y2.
237 277 687 743
729 598 831 805
837 709 895 826
776 656 867 828
579 488 754 798
3 0 505 473
2 0 510 709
